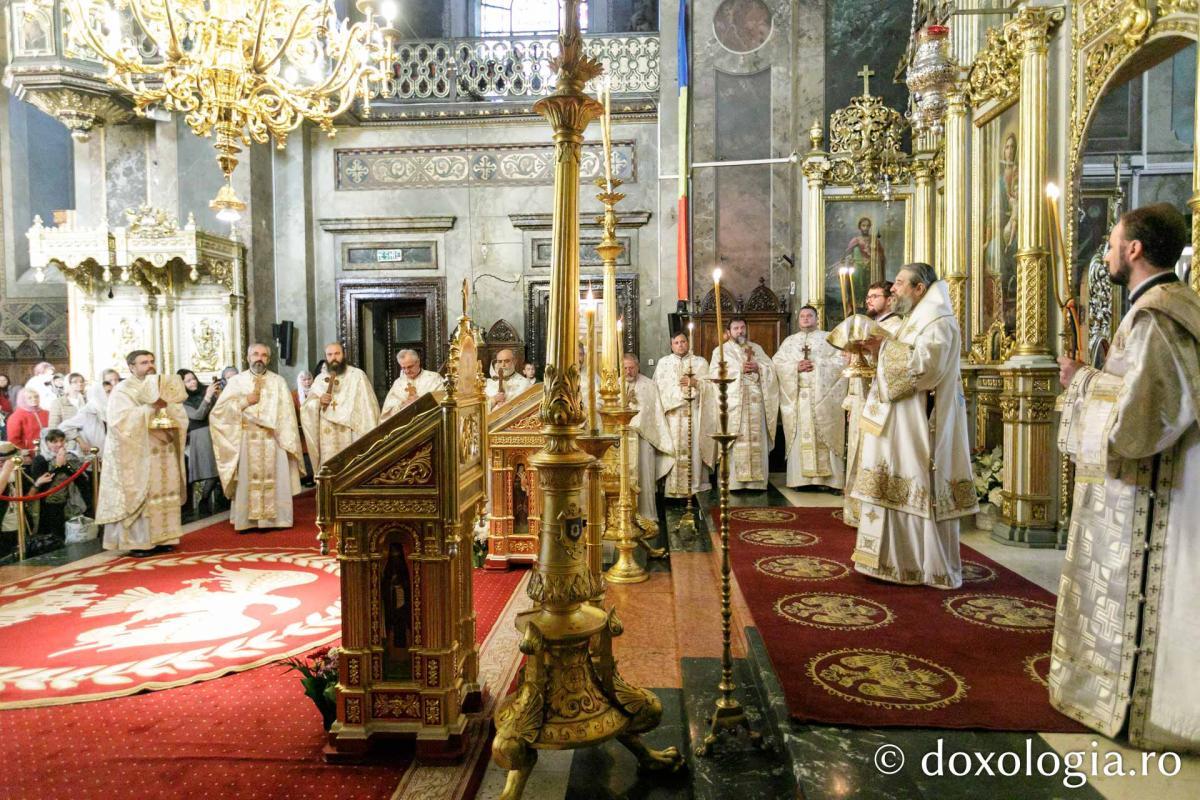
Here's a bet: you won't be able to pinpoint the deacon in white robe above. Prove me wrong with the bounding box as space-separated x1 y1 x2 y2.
96 351 188 554
1051 205 1200 752
653 332 714 497
485 348 534 410
843 282 903 525
209 344 304 532
622 354 676 521
380 349 443 420
851 265 975 589
300 343 380 472
708 319 779 491
773 306 848 490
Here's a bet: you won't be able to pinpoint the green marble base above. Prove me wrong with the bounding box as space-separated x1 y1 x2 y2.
990 520 1063 548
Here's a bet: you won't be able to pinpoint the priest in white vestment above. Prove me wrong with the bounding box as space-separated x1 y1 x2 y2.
708 319 779 490
653 331 714 497
622 354 676 521
851 264 975 588
1051 204 1200 752
843 282 903 525
210 343 304 533
485 348 534 410
773 305 848 490
96 350 188 554
301 343 380 472
380 349 442 420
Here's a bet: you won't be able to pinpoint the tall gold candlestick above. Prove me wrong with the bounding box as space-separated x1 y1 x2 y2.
585 295 598 434
492 2 681 795
617 318 627 406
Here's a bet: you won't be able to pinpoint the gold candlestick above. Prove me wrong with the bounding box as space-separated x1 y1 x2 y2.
491 4 681 796
584 293 598 434
696 350 762 757
676 320 698 539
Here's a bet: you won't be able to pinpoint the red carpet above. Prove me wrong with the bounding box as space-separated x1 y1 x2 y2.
724 507 1085 732
0 498 529 799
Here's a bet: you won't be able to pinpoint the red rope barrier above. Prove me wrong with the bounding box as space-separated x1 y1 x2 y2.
0 460 94 503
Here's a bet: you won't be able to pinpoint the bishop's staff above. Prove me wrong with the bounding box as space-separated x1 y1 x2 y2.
1046 183 1086 364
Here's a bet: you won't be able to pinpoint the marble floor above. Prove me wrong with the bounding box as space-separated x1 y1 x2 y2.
472 474 1200 800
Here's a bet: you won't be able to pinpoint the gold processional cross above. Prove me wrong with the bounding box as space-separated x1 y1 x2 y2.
858 64 875 97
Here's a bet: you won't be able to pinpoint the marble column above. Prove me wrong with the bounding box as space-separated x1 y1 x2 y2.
801 151 829 327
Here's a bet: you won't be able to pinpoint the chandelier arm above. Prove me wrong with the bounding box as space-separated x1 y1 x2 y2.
254 4 314 75
159 0 183 60
249 0 275 72
303 28 366 95
63 0 134 71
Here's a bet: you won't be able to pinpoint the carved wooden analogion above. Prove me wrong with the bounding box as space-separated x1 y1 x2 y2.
485 383 544 569
316 311 486 761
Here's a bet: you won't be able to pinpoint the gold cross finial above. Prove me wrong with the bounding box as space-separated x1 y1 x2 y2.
858 65 875 96
461 278 470 316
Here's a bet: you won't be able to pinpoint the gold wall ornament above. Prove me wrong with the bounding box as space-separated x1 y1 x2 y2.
490 3 682 797
59 0 397 214
190 318 223 373
367 441 435 486
20 87 132 143
825 65 912 194
965 21 1021 110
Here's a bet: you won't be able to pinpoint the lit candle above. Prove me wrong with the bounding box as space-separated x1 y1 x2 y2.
847 265 858 313
1045 182 1069 302
838 266 851 319
687 321 694 358
585 292 598 432
617 317 626 406
712 268 726 368
602 85 614 193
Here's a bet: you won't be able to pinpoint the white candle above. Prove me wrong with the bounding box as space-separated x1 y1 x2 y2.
602 86 614 193
617 317 626 406
713 269 726 368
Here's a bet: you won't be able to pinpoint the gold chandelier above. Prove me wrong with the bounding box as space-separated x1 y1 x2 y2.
62 0 397 221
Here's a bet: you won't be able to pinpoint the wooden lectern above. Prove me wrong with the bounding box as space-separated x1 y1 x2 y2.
484 383 544 569
316 312 487 762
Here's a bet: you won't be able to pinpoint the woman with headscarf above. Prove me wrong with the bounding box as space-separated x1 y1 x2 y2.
49 372 88 429
61 369 116 455
6 389 49 451
29 427 88 555
177 369 221 515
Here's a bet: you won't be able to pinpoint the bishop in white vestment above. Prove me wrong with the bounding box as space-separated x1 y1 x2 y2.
851 265 975 589
210 344 304 532
708 319 778 490
622 354 676 521
485 348 534 410
381 349 443 420
1051 205 1200 752
300 343 380 472
96 352 188 553
773 306 848 490
653 332 714 497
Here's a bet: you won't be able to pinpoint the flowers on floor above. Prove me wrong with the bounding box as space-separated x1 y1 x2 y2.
972 446 1004 508
472 514 489 568
283 646 339 730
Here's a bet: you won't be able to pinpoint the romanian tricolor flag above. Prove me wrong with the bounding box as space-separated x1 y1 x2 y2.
676 0 690 302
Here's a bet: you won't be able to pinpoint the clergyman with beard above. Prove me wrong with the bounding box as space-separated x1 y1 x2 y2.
96 350 189 555
300 342 380 472
209 343 305 533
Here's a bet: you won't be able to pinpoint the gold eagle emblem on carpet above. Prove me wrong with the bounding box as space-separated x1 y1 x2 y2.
738 529 818 548
774 593 894 630
755 555 849 582
808 648 967 709
943 594 1055 631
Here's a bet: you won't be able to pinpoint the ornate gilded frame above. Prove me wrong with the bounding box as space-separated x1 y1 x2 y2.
967 18 1022 364
819 192 914 327
1065 1 1200 301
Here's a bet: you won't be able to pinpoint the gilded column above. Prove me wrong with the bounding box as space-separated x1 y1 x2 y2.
1011 9 1054 357
802 123 829 326
943 87 969 352
994 7 1063 548
912 157 935 264
1191 23 1200 294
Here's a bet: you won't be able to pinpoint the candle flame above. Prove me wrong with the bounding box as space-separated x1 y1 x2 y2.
712 267 722 284
1045 182 1060 200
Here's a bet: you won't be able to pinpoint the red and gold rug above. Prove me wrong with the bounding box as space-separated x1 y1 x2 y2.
724 507 1085 731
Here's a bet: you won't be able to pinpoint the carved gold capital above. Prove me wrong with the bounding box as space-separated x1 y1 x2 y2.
1014 5 1066 49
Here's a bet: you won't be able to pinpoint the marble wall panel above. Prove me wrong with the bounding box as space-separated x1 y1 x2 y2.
825 0 911 124
103 123 149 227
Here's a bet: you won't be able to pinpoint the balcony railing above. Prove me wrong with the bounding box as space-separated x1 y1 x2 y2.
381 33 661 103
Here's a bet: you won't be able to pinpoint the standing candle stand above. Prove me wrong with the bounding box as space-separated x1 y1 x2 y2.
674 320 698 539
697 269 761 755
579 295 619 598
